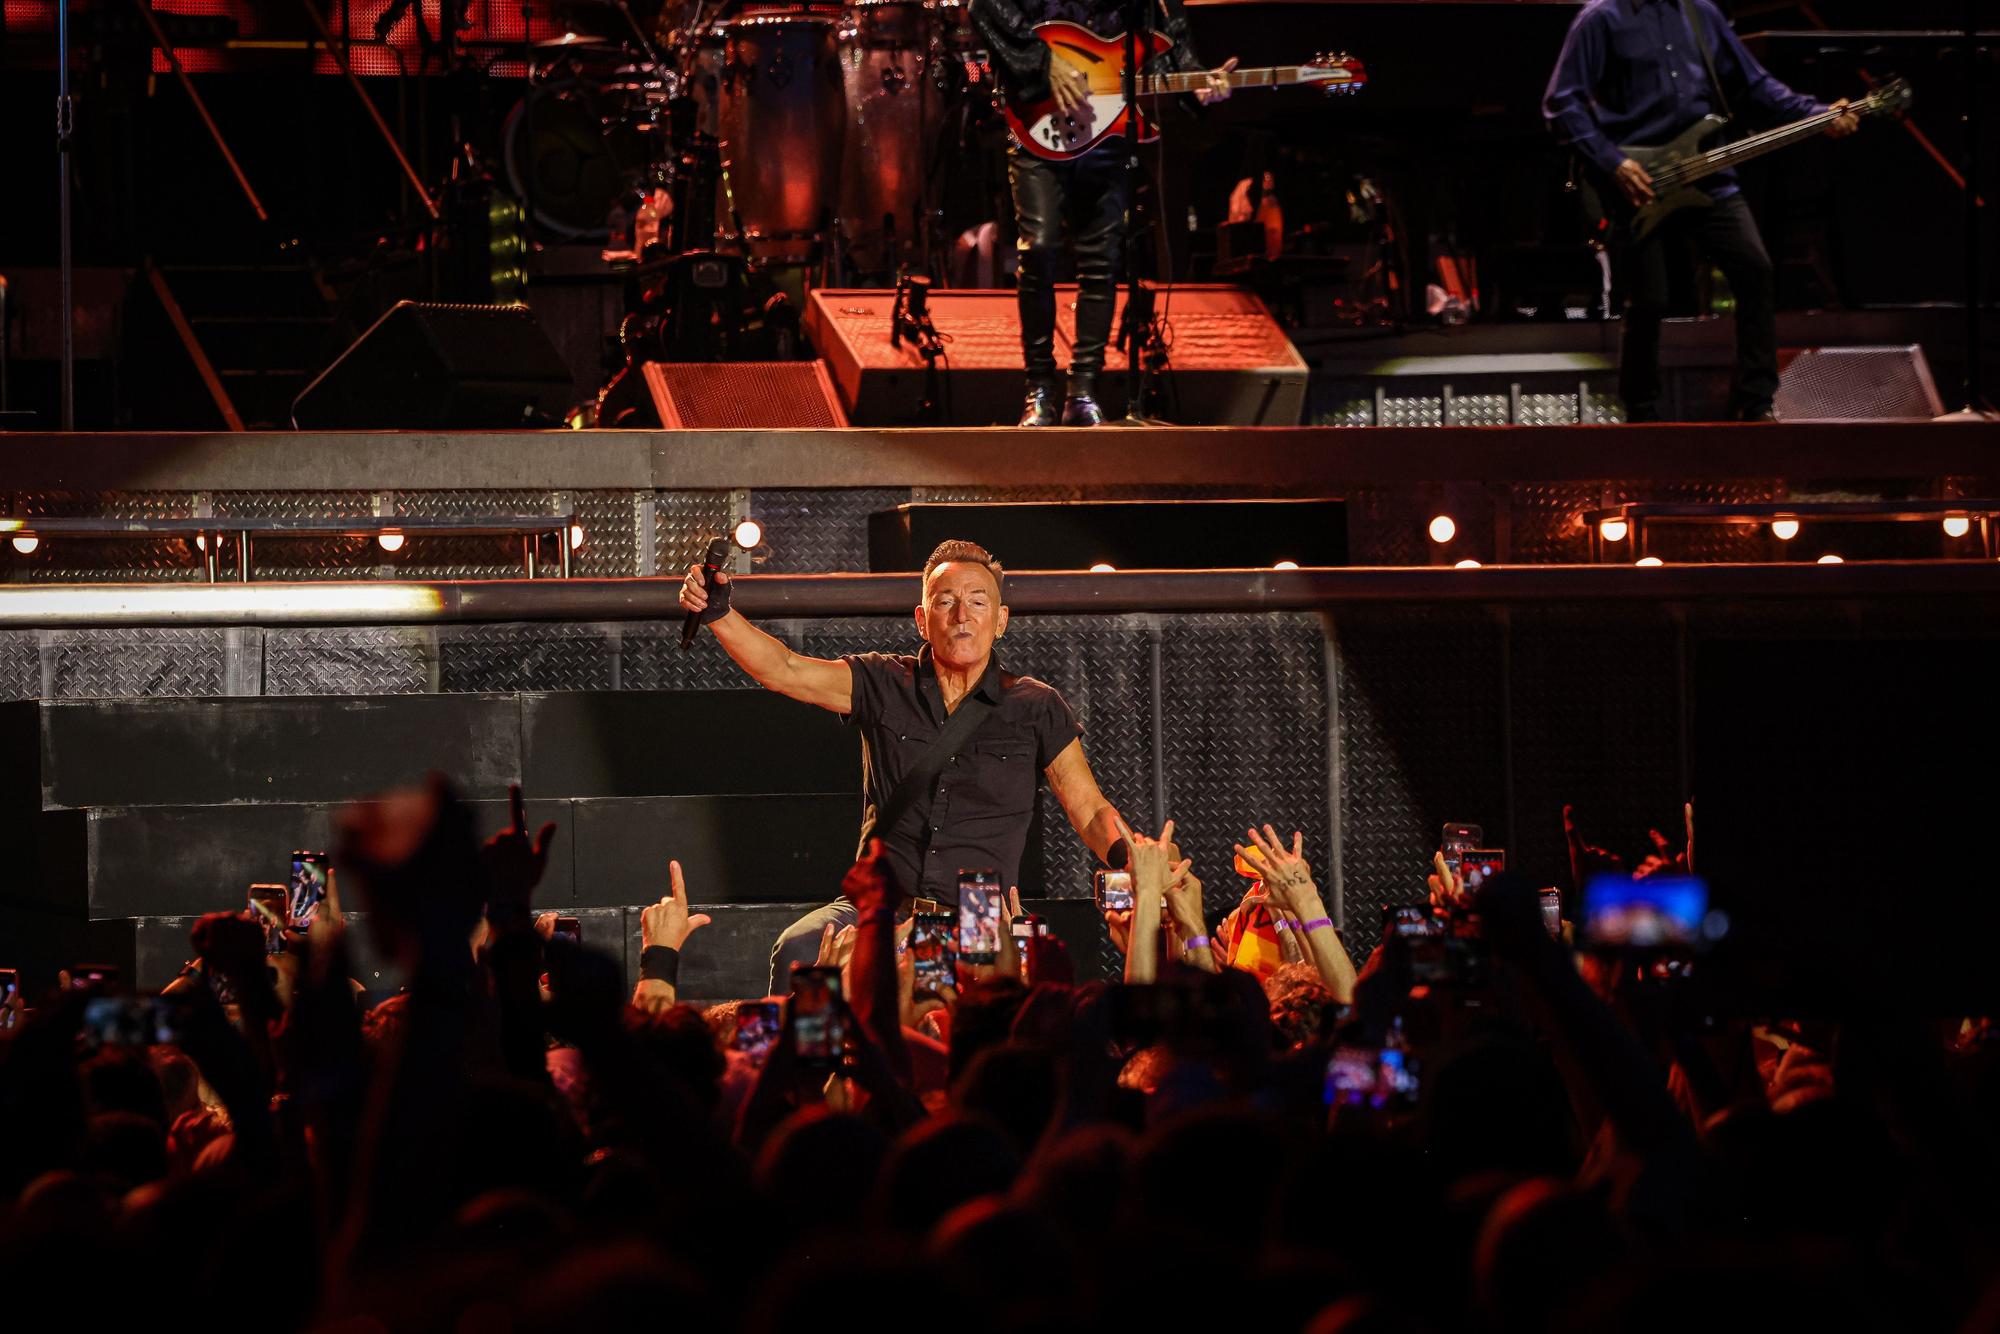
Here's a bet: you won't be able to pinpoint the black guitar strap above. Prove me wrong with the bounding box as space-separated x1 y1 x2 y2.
1677 0 1734 123
863 691 999 870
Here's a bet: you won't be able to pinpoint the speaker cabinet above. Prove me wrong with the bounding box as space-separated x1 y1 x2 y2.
640 360 848 428
292 301 573 429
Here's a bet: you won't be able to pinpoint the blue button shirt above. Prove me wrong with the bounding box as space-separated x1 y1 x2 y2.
1544 0 1824 198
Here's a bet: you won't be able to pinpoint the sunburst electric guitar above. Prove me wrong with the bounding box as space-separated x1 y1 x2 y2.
1000 21 1366 162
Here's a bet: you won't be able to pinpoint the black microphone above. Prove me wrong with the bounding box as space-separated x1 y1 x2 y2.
681 535 731 650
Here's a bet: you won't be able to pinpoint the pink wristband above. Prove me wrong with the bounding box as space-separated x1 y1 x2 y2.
1271 917 1294 932
1181 935 1212 954
1299 917 1334 933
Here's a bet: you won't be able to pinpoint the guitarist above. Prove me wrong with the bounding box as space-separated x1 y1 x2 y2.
1544 0 1858 422
971 0 1235 426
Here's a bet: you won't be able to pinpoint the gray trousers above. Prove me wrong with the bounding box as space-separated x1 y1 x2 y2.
767 896 859 996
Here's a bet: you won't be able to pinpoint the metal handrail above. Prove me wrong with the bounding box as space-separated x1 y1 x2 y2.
1 562 1997 628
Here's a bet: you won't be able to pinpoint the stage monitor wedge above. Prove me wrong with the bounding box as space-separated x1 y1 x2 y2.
805 285 1308 426
292 300 573 429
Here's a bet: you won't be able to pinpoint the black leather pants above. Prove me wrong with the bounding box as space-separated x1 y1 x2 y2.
1008 143 1130 389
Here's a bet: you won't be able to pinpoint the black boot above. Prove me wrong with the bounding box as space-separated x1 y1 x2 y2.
1019 380 1062 428
1061 373 1106 427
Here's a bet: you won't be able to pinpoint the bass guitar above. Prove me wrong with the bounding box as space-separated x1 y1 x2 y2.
1593 77 1912 242
1001 21 1365 163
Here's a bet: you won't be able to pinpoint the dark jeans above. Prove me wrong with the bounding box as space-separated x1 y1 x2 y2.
1009 143 1131 388
1617 192 1777 421
767 896 858 996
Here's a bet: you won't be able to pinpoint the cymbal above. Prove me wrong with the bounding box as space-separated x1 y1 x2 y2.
535 30 618 48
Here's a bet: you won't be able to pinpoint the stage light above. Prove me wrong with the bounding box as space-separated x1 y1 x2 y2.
1771 518 1800 541
10 535 38 555
1598 518 1628 543
1635 556 1663 567
1817 553 1843 564
1944 515 1972 539
1089 562 1116 573
1454 559 1481 569
569 524 586 550
195 534 207 552
1273 560 1299 571
1427 515 1456 544
733 518 763 549
377 531 406 553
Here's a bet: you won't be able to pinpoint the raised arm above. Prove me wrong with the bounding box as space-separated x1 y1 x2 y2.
1045 737 1131 868
677 564 853 713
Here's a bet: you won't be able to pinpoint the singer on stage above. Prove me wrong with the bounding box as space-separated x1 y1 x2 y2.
678 539 1131 989
973 0 1235 427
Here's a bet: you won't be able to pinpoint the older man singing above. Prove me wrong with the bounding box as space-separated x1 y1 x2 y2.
678 539 1132 989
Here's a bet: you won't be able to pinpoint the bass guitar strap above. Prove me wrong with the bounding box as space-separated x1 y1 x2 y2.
1677 0 1734 124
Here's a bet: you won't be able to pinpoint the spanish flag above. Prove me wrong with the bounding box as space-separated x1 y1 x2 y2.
1220 850 1286 979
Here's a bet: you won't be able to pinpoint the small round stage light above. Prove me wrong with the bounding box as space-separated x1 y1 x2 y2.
1598 518 1629 543
569 524 586 550
195 534 207 552
1944 515 1972 539
11 535 39 555
1454 559 1481 569
377 531 406 553
1818 553 1843 565
1273 560 1300 571
732 518 764 549
1771 518 1800 541
1089 562 1117 573
1635 556 1664 567
1427 514 1456 544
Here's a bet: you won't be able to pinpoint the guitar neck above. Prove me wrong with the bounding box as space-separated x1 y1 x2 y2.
1672 105 1856 185
1137 66 1316 95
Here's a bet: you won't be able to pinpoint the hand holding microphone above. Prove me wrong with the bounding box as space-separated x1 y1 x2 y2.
678 536 733 649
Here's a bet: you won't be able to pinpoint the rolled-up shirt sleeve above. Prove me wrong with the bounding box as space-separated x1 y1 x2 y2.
1544 14 1626 177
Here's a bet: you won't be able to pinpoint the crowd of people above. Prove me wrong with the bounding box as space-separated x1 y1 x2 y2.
2 775 1996 1333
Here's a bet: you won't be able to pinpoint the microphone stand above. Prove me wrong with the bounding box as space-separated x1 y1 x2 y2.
1116 0 1170 425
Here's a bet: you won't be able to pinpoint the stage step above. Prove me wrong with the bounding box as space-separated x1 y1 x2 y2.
12 691 859 810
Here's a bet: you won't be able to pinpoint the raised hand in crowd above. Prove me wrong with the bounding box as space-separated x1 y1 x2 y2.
636 858 711 1010
1237 824 1356 1001
1125 820 1191 983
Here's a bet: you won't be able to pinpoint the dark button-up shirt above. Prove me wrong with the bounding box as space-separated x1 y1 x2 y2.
843 647 1083 904
1544 0 1822 198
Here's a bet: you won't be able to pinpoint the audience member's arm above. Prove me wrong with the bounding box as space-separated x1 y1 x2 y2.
635 859 711 1011
1125 824 1189 985
1239 825 1356 1002
677 565 854 712
844 840 909 1083
1163 862 1217 973
480 785 558 1086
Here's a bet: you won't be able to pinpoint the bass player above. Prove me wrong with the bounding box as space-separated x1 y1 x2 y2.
971 0 1236 426
1544 0 1858 423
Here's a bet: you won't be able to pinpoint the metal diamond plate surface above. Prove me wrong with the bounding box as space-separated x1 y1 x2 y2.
1448 393 1510 427
1381 394 1443 428
654 491 741 579
1615 479 1784 563
1583 389 1626 425
49 628 229 698
264 627 435 695
1519 392 1581 427
391 490 557 581
1343 488 1427 567
1160 614 1331 926
911 486 1079 504
1507 482 1600 564
571 491 645 578
10 490 206 582
1333 606 1507 930
620 618 784 690
437 623 615 692
0 632 43 700
750 488 910 574
1505 604 1683 892
1317 395 1377 428
213 491 382 582
210 492 376 519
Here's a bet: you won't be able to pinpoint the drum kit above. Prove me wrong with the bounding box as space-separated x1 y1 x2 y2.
505 0 987 280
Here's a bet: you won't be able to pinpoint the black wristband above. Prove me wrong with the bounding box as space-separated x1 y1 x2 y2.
699 568 732 624
1105 838 1130 870
640 945 681 987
